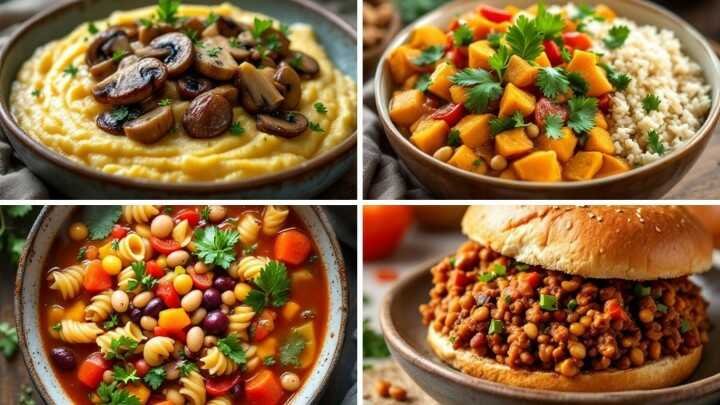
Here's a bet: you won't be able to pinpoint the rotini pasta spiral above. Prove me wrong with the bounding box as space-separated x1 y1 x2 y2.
57 320 103 343
48 265 86 300
200 347 238 376
228 305 255 341
84 290 113 323
262 205 289 236
123 205 159 224
118 234 146 264
237 213 261 247
117 266 141 294
96 322 145 356
232 255 270 281
143 336 175 366
179 370 206 405
172 219 192 247
207 397 232 405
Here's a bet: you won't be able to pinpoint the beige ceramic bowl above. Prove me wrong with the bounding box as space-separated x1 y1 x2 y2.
374 0 720 199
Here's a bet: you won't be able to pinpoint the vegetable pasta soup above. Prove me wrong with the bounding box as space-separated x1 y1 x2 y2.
39 205 327 405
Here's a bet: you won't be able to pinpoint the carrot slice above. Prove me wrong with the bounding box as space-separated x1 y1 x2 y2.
245 369 284 405
83 260 112 293
274 230 312 266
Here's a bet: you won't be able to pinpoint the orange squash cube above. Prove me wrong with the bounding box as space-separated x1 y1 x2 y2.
512 151 563 182
505 55 539 88
499 83 536 117
536 128 578 162
408 26 447 49
499 168 518 180
448 145 487 174
468 40 495 70
495 128 533 158
584 127 615 154
564 151 604 180
450 85 469 105
410 119 450 154
595 4 616 21
388 46 421 84
389 89 426 127
595 154 631 178
595 112 608 130
454 114 493 148
535 52 551 68
427 62 457 101
566 50 613 97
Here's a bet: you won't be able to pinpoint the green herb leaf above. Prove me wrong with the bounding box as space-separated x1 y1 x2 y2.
599 63 631 91
177 360 198 377
7 205 32 218
314 102 328 114
31 89 40 97
0 322 19 358
453 24 474 47
76 246 88 261
536 67 569 99
488 45 511 80
566 71 589 96
18 385 35 405
251 18 273 39
193 226 241 269
680 318 692 334
96 382 141 405
156 0 181 24
450 68 502 113
413 45 445 66
205 12 219 27
63 64 79 78
263 355 277 366
489 112 527 136
487 33 503 49
604 25 630 49
111 50 127 62
308 121 324 132
230 122 245 135
144 367 166 390
634 284 651 297
158 98 172 107
415 73 431 92
106 336 138 360
642 94 661 113
447 129 461 147
103 314 119 330
82 206 122 240
88 22 99 34
534 4 565 40
279 331 306 367
567 96 598 133
113 365 140 385
131 261 157 291
656 303 668 313
245 261 291 313
647 129 665 155
363 320 390 358
217 334 247 365
544 114 565 139
505 15 544 61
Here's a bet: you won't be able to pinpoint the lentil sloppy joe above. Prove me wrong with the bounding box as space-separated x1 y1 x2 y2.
419 205 712 391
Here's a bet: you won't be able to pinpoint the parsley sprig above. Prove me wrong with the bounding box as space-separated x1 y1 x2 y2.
604 25 630 49
193 226 240 269
0 322 19 358
113 365 140 385
156 0 181 25
536 67 570 100
489 112 528 136
505 15 544 61
96 382 141 405
217 335 247 365
279 332 306 367
647 129 665 155
245 261 291 313
127 262 157 291
413 45 445 66
642 94 661 113
105 336 138 360
144 366 166 390
452 24 473 47
567 96 598 133
599 63 631 91
450 69 502 113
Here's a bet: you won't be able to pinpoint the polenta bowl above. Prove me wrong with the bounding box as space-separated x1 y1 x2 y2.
0 0 357 198
374 0 720 199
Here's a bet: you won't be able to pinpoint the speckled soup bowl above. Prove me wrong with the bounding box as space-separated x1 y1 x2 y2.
15 206 348 404
0 0 357 198
374 0 720 199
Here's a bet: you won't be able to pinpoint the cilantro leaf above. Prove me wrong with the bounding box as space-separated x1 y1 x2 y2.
599 63 631 91
158 98 172 107
245 261 291 313
0 322 19 358
489 112 528 136
415 73 431 92
111 50 127 62
217 335 247 365
505 15 544 60
488 45 511 80
647 129 665 155
6 205 31 218
566 71 589 96
279 332 306 367
63 64 79 78
143 367 166 390
251 18 273 39
363 319 390 358
82 206 122 240
536 67 569 99
453 24 473 47
193 226 240 269
314 102 328 114
88 22 99 34
156 0 181 24
105 336 138 360
544 114 565 139
487 33 503 49
230 122 245 135
205 12 220 27
103 314 119 330
534 4 565 40
96 382 141 405
642 94 661 113
450 69 502 113
177 360 198 377
447 129 461 147
113 365 140 385
604 25 630 49
567 96 598 133
413 45 445 66
130 262 157 291
308 122 324 132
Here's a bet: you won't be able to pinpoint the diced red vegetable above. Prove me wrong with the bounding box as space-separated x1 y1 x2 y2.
526 272 541 289
187 265 213 290
153 326 187 343
534 98 569 129
150 237 181 255
604 299 626 320
111 224 128 239
450 270 471 288
206 373 243 396
375 268 398 282
246 369 284 405
448 19 460 31
598 93 611 113
155 280 180 308
478 5 513 23
430 103 466 127
174 208 200 226
83 260 112 293
77 352 110 389
562 32 592 50
145 260 165 278
252 310 276 342
543 40 564 66
274 230 312 266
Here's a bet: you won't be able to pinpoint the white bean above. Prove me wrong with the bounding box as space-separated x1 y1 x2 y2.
111 290 129 313
140 316 157 331
193 261 211 274
186 326 205 353
221 290 236 306
208 206 227 223
280 372 301 391
191 308 207 325
433 146 453 162
181 290 203 313
133 291 153 308
166 250 190 268
150 215 174 238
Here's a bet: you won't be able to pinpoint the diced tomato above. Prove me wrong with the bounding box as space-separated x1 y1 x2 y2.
153 326 187 343
145 260 165 278
598 93 611 113
155 280 180 308
446 47 468 69
534 98 569 129
448 19 460 31
83 260 112 293
174 208 200 226
478 5 513 23
604 299 626 320
111 224 128 239
543 40 564 66
187 265 213 290
363 206 413 261
562 32 592 50
526 272 541 289
133 359 150 377
430 103 465 127
450 270 471 288
206 373 243 397
252 310 276 342
77 352 110 389
150 237 181 255
274 230 313 266
246 370 284 405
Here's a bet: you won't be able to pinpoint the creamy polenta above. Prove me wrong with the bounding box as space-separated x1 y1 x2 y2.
10 3 356 182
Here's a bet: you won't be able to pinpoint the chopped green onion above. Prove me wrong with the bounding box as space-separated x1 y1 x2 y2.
634 284 651 297
478 272 496 283
493 263 507 276
680 319 692 333
656 303 668 313
566 299 578 311
488 319 504 335
539 294 558 311
448 256 456 268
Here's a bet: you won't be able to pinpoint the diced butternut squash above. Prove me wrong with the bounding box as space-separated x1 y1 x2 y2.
294 322 316 369
596 154 631 178
536 128 578 162
402 74 419 90
450 85 469 105
505 55 539 88
410 119 449 154
282 301 301 321
566 50 613 97
291 269 314 284
48 305 65 339
499 83 536 117
448 145 488 174
564 151 604 180
158 308 191 332
126 384 151 405
388 46 421 84
595 112 608 130
466 15 497 39
408 26 447 49
499 168 518 180
595 4 616 21
257 337 278 359
512 151 563 182
468 40 495 70
427 62 457 100
535 52 551 68
584 127 615 154
454 114 493 148
64 300 86 322
495 128 533 158
389 89 426 127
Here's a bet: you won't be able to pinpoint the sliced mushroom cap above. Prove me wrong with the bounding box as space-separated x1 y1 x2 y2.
260 28 291 58
202 16 246 38
148 32 194 78
206 84 239 105
96 106 142 135
93 58 168 105
124 106 175 144
285 51 320 78
89 59 118 80
134 46 172 60
177 75 213 100
138 23 175 45
256 111 308 138
86 27 132 67
161 80 181 100
237 61 284 114
274 63 302 110
182 92 232 138
118 54 140 70
214 36 251 63
182 17 206 38
194 36 238 81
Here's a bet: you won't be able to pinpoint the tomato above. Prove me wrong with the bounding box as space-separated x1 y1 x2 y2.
174 208 200 226
153 326 186 343
604 299 626 320
363 206 414 261
430 103 465 127
448 19 460 31
155 280 180 308
145 260 164 278
111 224 128 239
83 260 112 293
77 352 110 389
598 93 611 113
133 359 150 377
246 370 283 405
534 98 568 129
543 40 564 66
450 270 471 288
526 272 541 289
206 373 243 396
252 310 276 342
478 5 513 23
150 237 181 255
187 265 213 290
562 32 592 50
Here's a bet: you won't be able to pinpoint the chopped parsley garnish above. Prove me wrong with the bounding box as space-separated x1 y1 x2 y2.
113 365 140 385
567 96 598 133
487 33 503 49
52 323 62 333
63 64 79 78
82 206 122 240
539 294 558 311
279 332 306 367
156 0 180 25
230 122 245 135
111 50 127 62
566 71 589 96
109 106 130 122
534 4 565 40
158 98 172 107
415 73 431 92
0 322 19 358
536 67 569 100
105 336 138 360
96 382 141 405
447 129 461 147
599 63 631 91
206 46 222 58
488 319 504 334
280 23 291 36
103 314 119 329
544 114 565 139
76 246 87 261
143 366 166 390
642 94 661 113
31 89 40 97
263 356 277 366
139 18 153 28
450 68 502 113
505 15 544 60
308 122 324 132
111 239 120 251
205 12 219 27
647 129 665 155
604 25 630 49
193 226 241 269
251 18 273 39
88 22 99 34
314 102 328 114
413 45 445 66
177 360 198 377
228 37 240 48
488 45 511 80
489 111 528 135
363 320 390 358
452 24 474 47
245 261 291 313
217 335 247 364
199 206 210 221
127 261 157 291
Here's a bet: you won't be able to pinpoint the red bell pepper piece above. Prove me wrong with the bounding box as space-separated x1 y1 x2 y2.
77 352 110 389
604 299 626 320
562 32 592 51
246 370 284 405
111 224 128 239
83 260 112 293
430 103 465 127
187 265 213 290
526 272 542 289
155 280 180 308
478 5 513 23
206 373 243 397
543 40 564 66
145 260 165 278
598 93 611 113
174 208 200 226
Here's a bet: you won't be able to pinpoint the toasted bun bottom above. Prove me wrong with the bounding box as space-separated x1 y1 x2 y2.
428 326 702 392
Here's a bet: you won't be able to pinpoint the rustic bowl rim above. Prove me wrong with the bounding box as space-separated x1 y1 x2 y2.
374 0 720 191
0 0 357 193
380 260 720 403
14 205 349 404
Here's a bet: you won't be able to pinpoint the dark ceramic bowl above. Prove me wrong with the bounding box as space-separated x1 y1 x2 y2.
15 206 348 404
374 0 720 199
381 261 720 404
0 0 357 199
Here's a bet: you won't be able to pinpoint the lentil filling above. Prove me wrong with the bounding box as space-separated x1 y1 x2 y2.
419 241 710 377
